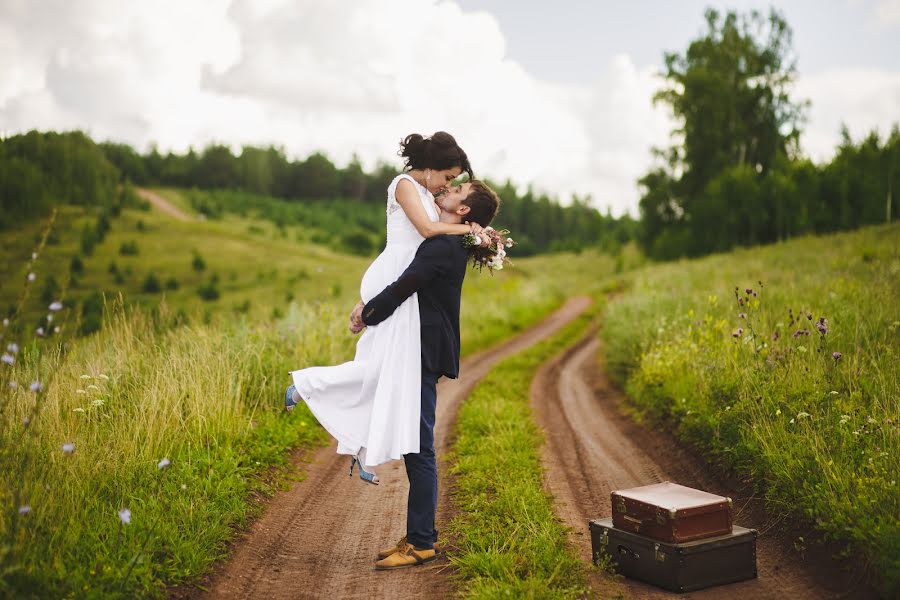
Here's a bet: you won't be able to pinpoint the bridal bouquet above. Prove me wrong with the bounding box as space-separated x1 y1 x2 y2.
463 226 515 272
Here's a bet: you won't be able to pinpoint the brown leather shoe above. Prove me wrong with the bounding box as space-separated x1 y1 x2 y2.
374 543 437 570
376 536 439 561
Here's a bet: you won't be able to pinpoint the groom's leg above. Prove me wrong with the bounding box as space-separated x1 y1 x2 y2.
403 369 439 548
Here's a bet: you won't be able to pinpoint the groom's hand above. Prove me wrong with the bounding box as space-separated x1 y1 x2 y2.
349 301 366 334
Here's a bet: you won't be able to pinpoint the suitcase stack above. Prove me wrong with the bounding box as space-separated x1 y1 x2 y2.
589 482 757 593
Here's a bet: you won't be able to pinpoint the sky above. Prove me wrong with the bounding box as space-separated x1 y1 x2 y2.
1 0 899 216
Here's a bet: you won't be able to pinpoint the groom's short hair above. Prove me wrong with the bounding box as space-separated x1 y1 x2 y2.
463 181 500 227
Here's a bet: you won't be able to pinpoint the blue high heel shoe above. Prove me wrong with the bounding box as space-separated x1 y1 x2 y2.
350 456 380 485
285 384 300 412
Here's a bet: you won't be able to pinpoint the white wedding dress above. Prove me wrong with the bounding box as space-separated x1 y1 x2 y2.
290 174 437 467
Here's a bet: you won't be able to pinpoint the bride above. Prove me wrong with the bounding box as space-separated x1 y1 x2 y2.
285 132 483 484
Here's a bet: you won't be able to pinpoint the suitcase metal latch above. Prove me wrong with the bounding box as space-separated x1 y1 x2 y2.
654 543 666 563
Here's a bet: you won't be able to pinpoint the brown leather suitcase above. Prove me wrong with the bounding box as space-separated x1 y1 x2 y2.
589 517 757 593
611 482 732 543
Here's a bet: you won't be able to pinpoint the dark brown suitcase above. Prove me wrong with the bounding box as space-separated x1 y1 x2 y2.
589 517 757 593
611 482 732 543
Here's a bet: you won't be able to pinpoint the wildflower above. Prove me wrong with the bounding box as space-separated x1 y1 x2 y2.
29 381 43 393
157 457 171 470
76 389 86 394
181 484 187 490
90 399 103 407
80 374 91 380
99 374 110 381
18 505 30 515
806 313 812 321
9 380 17 388
35 327 45 337
789 418 795 424
2 318 7 327
118 508 131 525
7 343 18 353
772 330 779 341
832 351 842 361
31 252 37 260
745 288 752 295
1 353 14 365
73 407 85 413
53 326 60 334
46 314 53 324
87 384 99 391
797 412 811 419
49 301 63 311
27 272 36 281
775 409 782 416
752 291 758 297
739 297 744 306
62 442 75 453
816 317 828 335
22 417 30 426
738 313 746 319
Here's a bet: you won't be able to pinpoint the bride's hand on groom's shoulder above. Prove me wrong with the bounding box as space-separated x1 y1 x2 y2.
349 301 366 334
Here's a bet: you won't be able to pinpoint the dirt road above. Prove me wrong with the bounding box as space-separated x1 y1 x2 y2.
532 327 878 599
180 296 591 600
136 188 193 221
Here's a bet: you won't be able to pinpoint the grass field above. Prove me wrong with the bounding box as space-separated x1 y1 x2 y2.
448 307 598 599
0 192 603 598
601 223 899 595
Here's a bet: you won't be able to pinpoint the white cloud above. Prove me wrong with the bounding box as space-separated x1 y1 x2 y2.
2 0 896 218
796 68 900 161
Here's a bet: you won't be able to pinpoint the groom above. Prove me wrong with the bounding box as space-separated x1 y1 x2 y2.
350 180 499 570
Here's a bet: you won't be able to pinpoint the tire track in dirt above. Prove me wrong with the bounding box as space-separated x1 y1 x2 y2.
531 326 878 600
136 188 193 221
175 296 591 600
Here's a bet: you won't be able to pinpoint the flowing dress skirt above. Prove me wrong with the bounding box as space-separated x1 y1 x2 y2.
290 242 422 467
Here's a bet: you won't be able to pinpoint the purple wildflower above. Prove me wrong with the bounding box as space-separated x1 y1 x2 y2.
18 506 30 515
772 330 779 341
29 381 43 393
118 508 132 524
752 291 758 298
745 288 752 295
816 318 828 335
1 353 13 365
806 313 812 321
49 301 63 311
738 312 746 319
832 352 842 361
739 297 745 306
157 457 171 470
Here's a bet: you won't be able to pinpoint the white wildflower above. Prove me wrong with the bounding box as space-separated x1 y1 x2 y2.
27 273 36 281
76 389 86 394
2 318 8 327
797 412 811 419
87 384 100 391
9 380 17 389
73 407 86 413
31 252 37 260
7 343 18 353
118 508 131 524
157 457 171 470
1 353 14 365
80 375 91 380
49 301 63 311
98 374 110 381
839 415 851 425
90 398 104 407
53 326 60 334
789 418 795 424
46 314 53 324
62 442 75 454
181 484 187 490
18 505 30 515
35 327 45 337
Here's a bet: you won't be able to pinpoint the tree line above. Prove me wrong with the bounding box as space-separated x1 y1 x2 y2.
1 131 635 256
639 8 898 260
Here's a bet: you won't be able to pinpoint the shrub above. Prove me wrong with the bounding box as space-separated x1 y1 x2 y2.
165 277 179 290
192 253 206 272
142 272 161 293
119 240 139 256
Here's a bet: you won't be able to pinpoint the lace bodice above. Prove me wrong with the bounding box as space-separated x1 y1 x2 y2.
385 174 439 247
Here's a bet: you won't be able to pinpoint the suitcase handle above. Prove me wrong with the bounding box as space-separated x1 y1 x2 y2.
622 514 652 529
617 545 640 560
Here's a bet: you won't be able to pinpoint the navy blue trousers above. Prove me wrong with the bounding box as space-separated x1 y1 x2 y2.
404 369 439 549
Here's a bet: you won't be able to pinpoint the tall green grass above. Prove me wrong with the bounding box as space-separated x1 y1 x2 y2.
447 308 598 598
0 252 586 597
600 223 899 595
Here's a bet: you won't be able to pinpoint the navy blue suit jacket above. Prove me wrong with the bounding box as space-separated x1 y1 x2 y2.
361 235 467 379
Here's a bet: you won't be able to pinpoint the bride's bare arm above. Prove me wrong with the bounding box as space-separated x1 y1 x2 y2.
395 179 471 237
